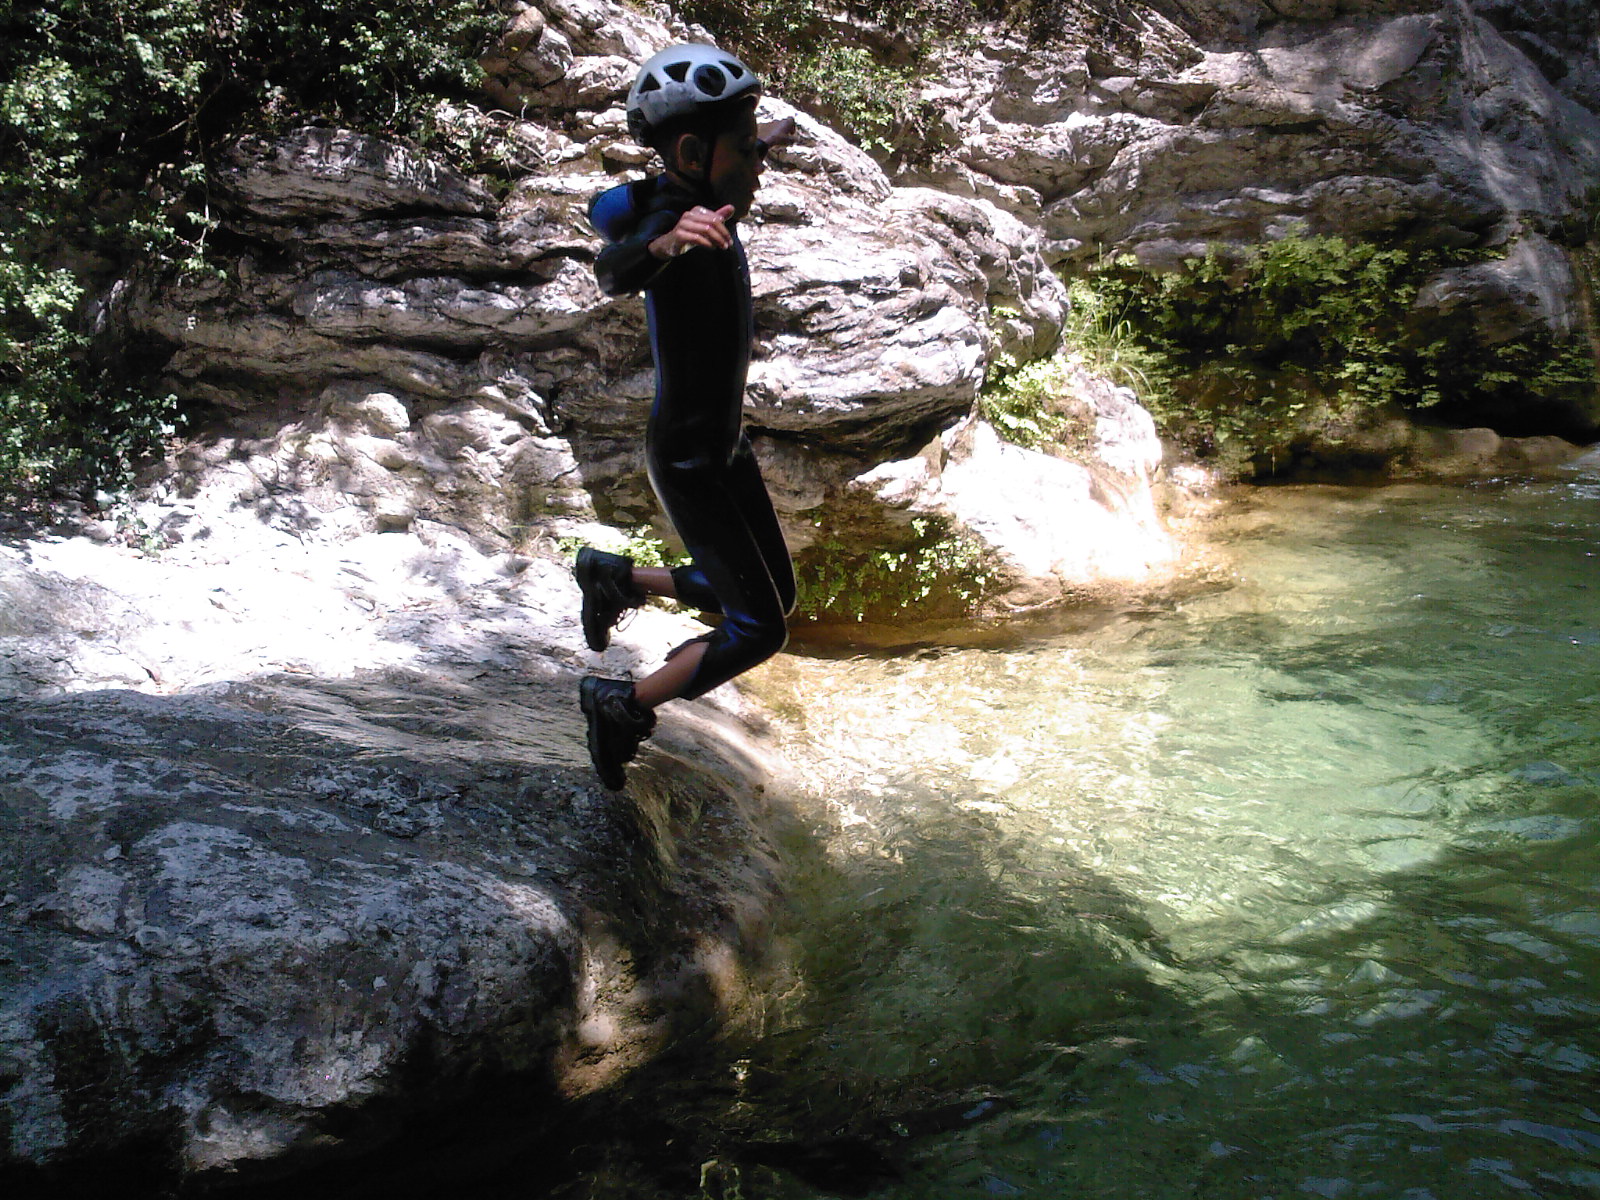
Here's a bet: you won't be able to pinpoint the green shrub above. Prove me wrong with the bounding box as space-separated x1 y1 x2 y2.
556 528 676 568
1060 278 1164 397
0 0 496 508
1077 234 1599 470
981 288 1169 456
979 352 1093 454
795 516 1005 622
785 44 914 154
676 0 961 155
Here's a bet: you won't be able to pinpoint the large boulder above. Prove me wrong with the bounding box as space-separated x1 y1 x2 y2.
0 517 788 1188
0 683 782 1188
846 367 1177 608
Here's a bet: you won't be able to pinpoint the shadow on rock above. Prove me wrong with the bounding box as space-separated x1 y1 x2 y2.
0 668 794 1196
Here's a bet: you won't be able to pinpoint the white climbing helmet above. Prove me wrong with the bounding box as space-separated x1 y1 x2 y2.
626 43 761 145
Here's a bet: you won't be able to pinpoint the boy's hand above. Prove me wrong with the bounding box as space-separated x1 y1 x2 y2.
650 205 736 259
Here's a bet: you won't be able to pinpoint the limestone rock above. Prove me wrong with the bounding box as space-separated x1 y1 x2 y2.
886 1 1600 444
847 367 1176 608
219 128 495 220
1413 232 1580 345
118 0 1600 605
0 491 797 1186
0 681 782 1186
1292 417 1588 477
1067 9 1585 258
125 82 1079 578
903 2 1600 341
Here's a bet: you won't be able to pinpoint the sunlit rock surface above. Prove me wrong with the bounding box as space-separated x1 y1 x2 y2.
0 687 783 1185
127 96 1073 551
848 370 1177 608
913 2 1600 267
119 0 1104 594
0 518 788 1187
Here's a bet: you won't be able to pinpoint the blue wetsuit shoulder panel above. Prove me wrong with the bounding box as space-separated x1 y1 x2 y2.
587 180 645 242
591 178 680 297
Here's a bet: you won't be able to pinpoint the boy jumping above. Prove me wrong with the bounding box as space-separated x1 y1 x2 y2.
575 44 797 790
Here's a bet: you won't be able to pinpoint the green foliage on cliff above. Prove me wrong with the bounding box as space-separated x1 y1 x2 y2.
0 0 495 508
1086 235 1429 460
0 254 178 505
979 351 1095 456
1073 234 1600 473
675 0 1129 152
677 0 953 153
795 516 1006 622
555 527 674 569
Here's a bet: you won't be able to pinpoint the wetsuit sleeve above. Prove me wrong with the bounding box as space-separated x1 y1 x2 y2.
588 181 679 297
594 213 681 295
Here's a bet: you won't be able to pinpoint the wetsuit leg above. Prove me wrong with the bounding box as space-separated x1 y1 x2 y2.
668 440 796 618
668 564 724 614
649 441 793 700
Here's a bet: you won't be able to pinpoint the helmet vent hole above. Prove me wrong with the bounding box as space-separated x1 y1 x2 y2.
637 73 662 93
722 60 746 79
694 64 727 96
664 61 691 82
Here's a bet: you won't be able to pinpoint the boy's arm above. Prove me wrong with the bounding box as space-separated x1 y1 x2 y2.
594 209 680 296
595 206 738 296
590 181 672 296
590 180 738 296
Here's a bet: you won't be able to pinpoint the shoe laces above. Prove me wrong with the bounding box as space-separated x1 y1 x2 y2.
613 603 641 637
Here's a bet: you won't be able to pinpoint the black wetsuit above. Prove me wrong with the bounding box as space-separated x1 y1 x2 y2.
589 174 795 699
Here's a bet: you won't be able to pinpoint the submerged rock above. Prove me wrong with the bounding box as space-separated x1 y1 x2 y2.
1265 416 1590 478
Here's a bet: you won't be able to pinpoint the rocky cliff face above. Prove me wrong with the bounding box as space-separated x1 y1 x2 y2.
120 0 1180 612
118 0 1600 612
901 0 1600 434
922 0 1598 262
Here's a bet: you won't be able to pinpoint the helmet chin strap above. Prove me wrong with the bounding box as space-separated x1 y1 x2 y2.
685 129 719 201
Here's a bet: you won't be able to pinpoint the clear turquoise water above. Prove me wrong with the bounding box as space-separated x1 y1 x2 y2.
559 466 1600 1199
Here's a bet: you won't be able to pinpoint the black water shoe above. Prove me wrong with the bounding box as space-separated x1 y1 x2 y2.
575 547 643 652
580 675 656 790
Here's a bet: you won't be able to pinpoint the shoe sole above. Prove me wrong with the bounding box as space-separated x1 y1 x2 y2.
574 548 609 653
579 676 627 790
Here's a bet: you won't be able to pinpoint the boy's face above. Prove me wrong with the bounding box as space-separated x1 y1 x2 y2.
704 102 764 220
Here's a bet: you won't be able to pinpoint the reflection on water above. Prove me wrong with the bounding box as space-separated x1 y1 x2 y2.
552 469 1600 1200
